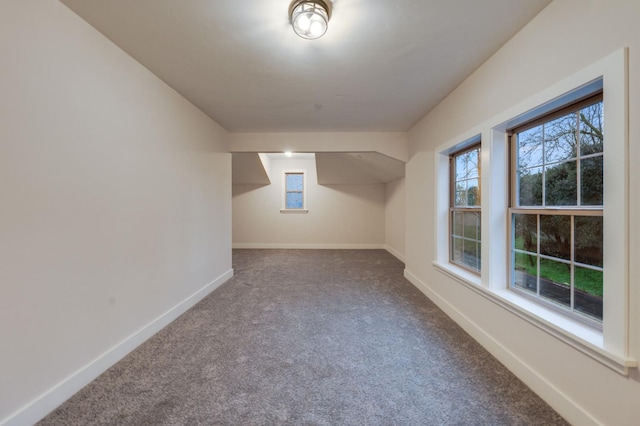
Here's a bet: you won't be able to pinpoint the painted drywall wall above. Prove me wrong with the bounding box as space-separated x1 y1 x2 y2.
0 1 231 424
406 0 640 424
385 178 405 262
233 156 385 248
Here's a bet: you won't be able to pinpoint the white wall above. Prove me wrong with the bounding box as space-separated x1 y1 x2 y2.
406 0 640 424
233 156 385 248
385 178 405 262
0 1 232 424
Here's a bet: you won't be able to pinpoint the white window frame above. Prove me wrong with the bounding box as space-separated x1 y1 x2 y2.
433 48 636 374
280 169 308 213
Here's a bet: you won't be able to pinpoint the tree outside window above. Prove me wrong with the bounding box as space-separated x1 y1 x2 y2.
511 96 603 323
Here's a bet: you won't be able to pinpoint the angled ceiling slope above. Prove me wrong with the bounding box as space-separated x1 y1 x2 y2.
232 152 404 185
232 153 271 185
59 0 553 132
316 153 404 184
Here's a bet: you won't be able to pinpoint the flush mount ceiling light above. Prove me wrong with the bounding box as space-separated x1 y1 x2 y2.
289 0 332 40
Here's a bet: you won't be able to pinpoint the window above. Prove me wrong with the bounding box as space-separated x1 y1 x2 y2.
432 50 634 373
510 95 603 324
450 144 481 272
282 170 307 212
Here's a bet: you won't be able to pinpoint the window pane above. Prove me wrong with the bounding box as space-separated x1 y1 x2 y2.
539 258 571 308
518 125 543 168
286 192 303 209
467 149 479 179
540 215 571 260
545 160 577 206
518 167 543 206
452 237 463 264
286 174 303 191
580 102 604 156
581 156 603 206
575 216 603 267
462 212 479 240
514 214 537 252
514 252 536 293
463 238 479 271
467 179 480 206
455 183 467 207
455 154 467 181
544 113 577 164
574 266 603 320
452 211 481 272
452 211 463 237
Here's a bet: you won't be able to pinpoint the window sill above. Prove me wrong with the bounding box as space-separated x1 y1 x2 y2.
432 260 637 375
280 209 309 214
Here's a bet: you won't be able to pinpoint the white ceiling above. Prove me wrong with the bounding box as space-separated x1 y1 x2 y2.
59 0 552 133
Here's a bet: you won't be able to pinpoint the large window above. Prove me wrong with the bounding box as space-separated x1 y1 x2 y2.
450 144 481 272
510 95 603 323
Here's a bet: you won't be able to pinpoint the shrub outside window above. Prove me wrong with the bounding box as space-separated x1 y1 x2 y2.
510 95 603 324
450 144 481 272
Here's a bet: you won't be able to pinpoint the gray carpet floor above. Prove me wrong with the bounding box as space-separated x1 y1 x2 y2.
40 249 568 425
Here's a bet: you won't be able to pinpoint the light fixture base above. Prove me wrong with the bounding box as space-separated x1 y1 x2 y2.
288 0 332 20
289 0 332 40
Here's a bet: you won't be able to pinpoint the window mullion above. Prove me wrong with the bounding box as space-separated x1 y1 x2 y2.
541 123 546 208
576 111 582 207
536 214 541 297
570 215 575 311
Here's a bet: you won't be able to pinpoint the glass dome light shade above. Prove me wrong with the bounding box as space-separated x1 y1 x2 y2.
289 0 331 40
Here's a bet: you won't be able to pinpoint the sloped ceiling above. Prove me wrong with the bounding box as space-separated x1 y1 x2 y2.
59 0 552 132
232 152 403 185
60 0 552 184
316 153 404 184
232 153 271 185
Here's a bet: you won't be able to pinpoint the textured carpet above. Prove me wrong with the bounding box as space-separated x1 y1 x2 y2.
40 249 568 425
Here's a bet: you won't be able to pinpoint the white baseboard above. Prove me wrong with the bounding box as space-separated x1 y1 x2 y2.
383 245 405 263
2 269 234 426
403 268 598 426
232 243 385 250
